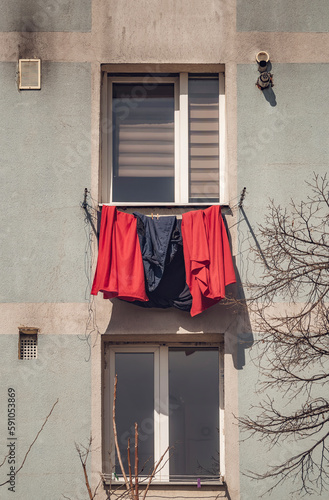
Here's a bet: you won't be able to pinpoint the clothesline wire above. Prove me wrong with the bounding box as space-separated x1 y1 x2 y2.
81 188 247 237
81 189 247 217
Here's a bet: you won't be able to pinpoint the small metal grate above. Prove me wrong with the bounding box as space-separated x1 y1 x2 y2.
20 334 38 360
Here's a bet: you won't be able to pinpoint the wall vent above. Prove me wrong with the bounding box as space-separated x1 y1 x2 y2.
18 59 41 90
19 327 39 359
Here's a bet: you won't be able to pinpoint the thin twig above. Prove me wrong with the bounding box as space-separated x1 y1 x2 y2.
0 399 59 487
134 423 139 499
127 438 133 494
0 452 9 469
76 437 93 500
142 446 171 500
113 375 133 499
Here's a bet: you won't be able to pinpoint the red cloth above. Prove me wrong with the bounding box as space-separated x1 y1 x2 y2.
181 205 236 317
91 206 148 302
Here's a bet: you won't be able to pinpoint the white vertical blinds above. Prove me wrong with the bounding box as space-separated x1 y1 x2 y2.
188 78 219 202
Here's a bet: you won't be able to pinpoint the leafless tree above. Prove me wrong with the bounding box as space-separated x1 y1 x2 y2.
239 174 329 495
74 375 170 500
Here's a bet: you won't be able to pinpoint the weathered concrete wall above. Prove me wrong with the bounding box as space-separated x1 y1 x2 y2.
0 0 91 32
237 0 329 32
0 334 91 499
0 61 91 303
91 0 235 63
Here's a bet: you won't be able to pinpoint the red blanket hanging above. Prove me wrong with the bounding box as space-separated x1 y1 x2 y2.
91 206 148 302
181 205 236 317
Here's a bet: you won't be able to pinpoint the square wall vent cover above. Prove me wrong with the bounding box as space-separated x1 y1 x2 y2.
19 59 41 90
19 330 38 359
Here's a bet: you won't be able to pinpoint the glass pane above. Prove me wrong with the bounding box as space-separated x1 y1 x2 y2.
169 348 219 480
115 352 154 476
189 78 219 203
112 83 175 202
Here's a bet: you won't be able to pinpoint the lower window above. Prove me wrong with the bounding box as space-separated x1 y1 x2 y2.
104 344 224 482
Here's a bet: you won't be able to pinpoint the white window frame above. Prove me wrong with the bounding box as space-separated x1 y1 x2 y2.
103 343 225 484
100 72 226 206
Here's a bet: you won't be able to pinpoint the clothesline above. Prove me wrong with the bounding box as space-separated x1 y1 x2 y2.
83 188 247 216
91 205 236 317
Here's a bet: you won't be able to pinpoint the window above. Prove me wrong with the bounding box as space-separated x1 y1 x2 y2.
103 344 224 483
101 72 226 205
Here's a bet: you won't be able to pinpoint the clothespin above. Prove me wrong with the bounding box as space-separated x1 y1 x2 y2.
151 213 154 220
197 478 201 488
157 213 159 220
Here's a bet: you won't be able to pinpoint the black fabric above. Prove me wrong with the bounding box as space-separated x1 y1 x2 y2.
129 214 192 312
134 213 176 292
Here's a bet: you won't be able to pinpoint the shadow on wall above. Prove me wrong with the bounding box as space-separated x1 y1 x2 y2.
103 264 254 372
98 207 255 371
231 269 254 371
258 62 277 107
262 85 277 107
95 208 254 371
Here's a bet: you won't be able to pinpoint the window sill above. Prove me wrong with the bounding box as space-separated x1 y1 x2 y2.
102 475 225 487
99 202 230 208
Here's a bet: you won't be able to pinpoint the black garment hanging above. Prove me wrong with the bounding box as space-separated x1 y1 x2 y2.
129 213 192 312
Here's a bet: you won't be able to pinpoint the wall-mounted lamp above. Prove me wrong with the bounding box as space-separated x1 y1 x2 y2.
18 59 41 90
255 51 273 90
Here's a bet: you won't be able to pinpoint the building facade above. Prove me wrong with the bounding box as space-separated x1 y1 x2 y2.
1 1 328 499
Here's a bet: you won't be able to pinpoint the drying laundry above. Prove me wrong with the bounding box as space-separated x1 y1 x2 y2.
91 205 236 316
181 205 236 316
91 206 148 302
132 214 193 311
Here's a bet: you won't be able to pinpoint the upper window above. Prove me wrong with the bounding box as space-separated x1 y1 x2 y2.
103 344 224 483
101 72 226 204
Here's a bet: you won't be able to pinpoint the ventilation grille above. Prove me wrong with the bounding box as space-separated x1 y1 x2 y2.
19 334 38 360
19 59 41 90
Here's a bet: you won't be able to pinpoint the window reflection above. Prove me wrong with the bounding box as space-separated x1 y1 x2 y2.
115 352 154 475
169 348 219 479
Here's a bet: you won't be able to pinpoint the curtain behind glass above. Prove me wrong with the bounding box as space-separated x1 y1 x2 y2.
112 83 175 202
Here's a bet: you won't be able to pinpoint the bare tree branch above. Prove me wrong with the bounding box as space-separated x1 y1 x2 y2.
0 452 9 469
134 423 138 500
75 435 94 500
0 399 59 487
127 438 133 494
238 173 329 495
142 446 171 500
113 374 134 500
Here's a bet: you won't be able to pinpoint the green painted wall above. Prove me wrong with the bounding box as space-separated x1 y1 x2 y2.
0 0 91 32
0 62 91 303
237 64 329 498
237 0 329 32
238 339 326 500
237 63 329 289
0 334 91 499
